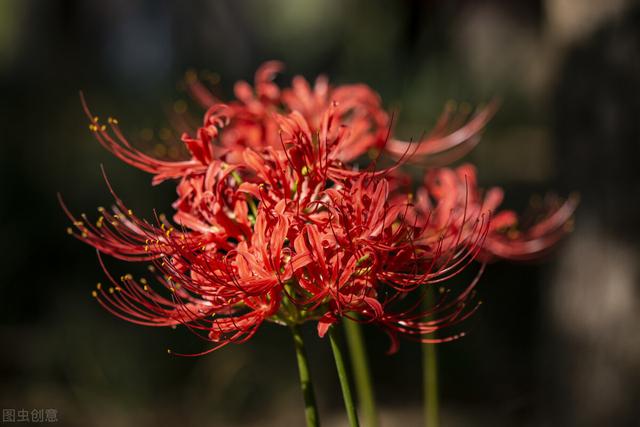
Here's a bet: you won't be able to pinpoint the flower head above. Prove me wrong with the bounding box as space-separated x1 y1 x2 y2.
63 62 575 354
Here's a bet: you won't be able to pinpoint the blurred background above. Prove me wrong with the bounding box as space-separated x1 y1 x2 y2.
1 0 639 426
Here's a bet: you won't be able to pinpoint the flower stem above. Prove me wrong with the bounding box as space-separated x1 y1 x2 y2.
290 324 320 427
422 341 439 427
329 326 360 427
344 318 379 427
422 288 439 427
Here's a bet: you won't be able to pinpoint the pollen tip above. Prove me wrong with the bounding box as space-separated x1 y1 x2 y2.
166 348 172 354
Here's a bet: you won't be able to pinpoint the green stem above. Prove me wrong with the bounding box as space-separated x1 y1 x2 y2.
422 289 439 427
329 327 360 427
290 324 320 427
344 318 379 427
422 341 439 427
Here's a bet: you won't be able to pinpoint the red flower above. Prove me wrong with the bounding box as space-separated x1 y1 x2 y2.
409 164 579 261
64 61 575 354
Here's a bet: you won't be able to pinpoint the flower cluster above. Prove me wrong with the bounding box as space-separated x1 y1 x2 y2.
63 61 576 354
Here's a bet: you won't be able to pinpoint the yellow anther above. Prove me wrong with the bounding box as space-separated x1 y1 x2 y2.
108 287 114 294
107 117 118 124
66 227 73 235
100 125 106 132
92 116 99 123
91 290 97 298
115 286 122 291
96 283 102 290
143 285 149 291
167 349 172 354
97 206 105 212
127 209 133 215
81 232 88 238
140 278 147 284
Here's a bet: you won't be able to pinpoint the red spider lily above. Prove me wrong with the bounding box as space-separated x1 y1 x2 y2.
287 173 491 348
62 160 488 353
408 164 579 261
64 61 575 354
79 61 494 189
185 61 494 166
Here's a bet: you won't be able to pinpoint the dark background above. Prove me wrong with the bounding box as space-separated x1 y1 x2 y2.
1 1 639 426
